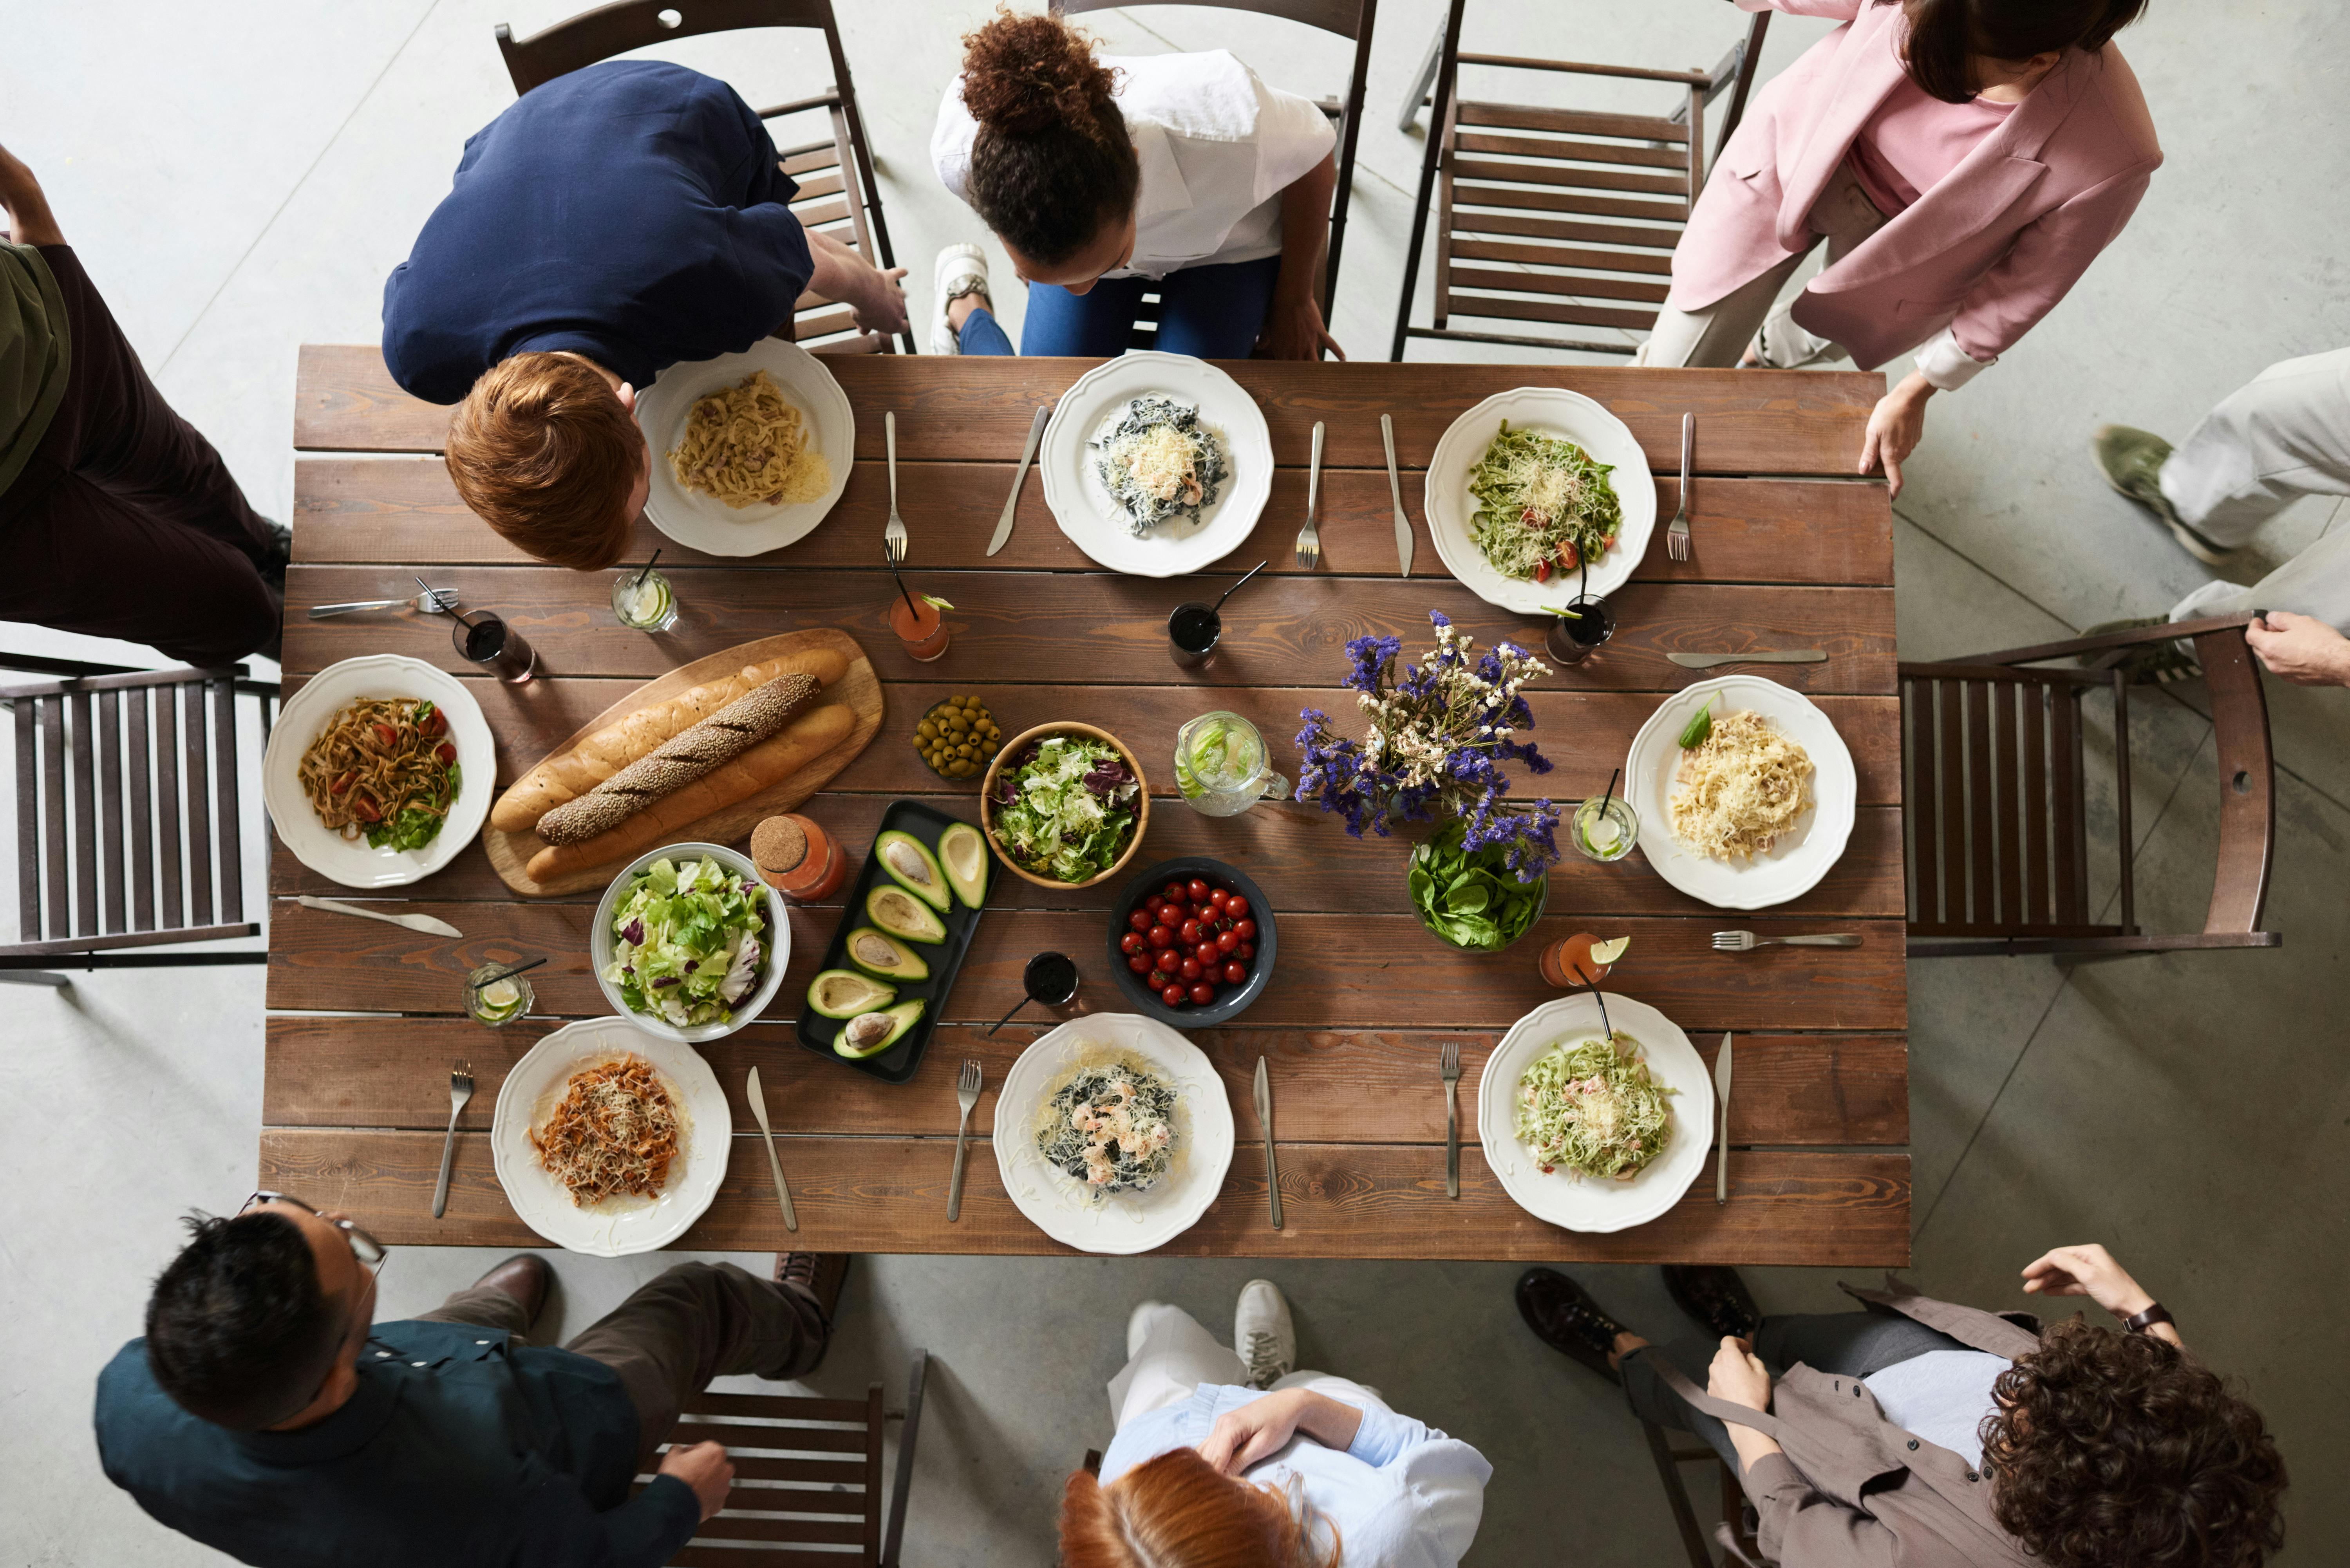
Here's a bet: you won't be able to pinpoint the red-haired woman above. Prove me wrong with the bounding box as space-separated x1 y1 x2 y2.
1064 1281 1489 1567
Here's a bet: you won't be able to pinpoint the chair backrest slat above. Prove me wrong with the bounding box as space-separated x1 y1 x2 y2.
13 697 38 939
127 687 155 932
497 0 844 94
71 690 99 936
1936 678 1965 919
183 683 214 927
155 687 183 930
40 697 68 938
1057 0 1366 38
99 689 126 934
212 678 244 927
1963 682 1994 923
1991 681 2023 923
2196 630 2275 933
860 1381 884 1563
2019 680 2050 927
1904 674 1938 924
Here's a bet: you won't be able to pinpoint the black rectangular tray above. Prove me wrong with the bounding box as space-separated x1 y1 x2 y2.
792 798 987 1084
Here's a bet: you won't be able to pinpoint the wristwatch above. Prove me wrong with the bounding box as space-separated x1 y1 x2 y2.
2122 1302 2174 1335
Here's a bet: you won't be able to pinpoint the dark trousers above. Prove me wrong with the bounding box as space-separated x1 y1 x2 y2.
419 1261 828 1469
0 244 280 666
1622 1305 1970 1472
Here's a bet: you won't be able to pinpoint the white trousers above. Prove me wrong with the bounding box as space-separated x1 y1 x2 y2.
1108 1303 1376 1433
2162 348 2350 632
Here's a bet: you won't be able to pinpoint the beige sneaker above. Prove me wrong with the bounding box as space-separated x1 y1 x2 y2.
1235 1279 1295 1389
2092 425 2235 565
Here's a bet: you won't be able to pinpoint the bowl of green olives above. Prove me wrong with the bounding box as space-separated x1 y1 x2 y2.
916 695 1001 780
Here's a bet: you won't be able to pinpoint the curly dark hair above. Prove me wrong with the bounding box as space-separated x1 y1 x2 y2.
1982 1319 2286 1568
960 9 1139 266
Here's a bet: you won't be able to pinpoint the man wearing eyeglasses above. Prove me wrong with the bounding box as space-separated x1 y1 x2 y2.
94 1192 849 1566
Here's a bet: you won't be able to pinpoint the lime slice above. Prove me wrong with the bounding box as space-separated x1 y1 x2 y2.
1581 811 1620 851
1588 936 1631 965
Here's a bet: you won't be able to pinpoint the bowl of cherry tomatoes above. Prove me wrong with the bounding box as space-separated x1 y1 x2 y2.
1105 857 1276 1026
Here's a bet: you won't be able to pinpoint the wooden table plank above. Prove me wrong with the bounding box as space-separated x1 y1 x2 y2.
257 1129 1911 1265
266 1016 1911 1147
264 902 1909 1030
281 566 1896 694
294 458 1894 587
296 346 1887 478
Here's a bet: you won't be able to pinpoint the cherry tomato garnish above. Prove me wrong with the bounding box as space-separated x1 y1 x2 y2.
1186 878 1210 903
1155 948 1180 974
1196 941 1221 967
1206 887 1227 910
1217 929 1239 954
1222 959 1246 984
1188 981 1216 1005
1236 941 1255 960
1161 983 1187 1007
1163 881 1188 903
1224 894 1249 918
1234 918 1257 940
1145 895 1166 918
419 707 447 736
1146 925 1171 949
1177 918 1200 944
1180 957 1202 981
1120 931 1146 956
434 742 457 764
1128 910 1151 933
1128 953 1153 975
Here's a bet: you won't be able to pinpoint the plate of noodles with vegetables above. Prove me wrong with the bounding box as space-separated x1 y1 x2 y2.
262 654 493 888
1424 387 1655 614
490 1017 729 1256
1623 674 1856 910
636 338 853 556
1477 992 1711 1233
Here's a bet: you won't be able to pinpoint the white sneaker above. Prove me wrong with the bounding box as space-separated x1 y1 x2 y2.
1235 1279 1295 1389
1127 1299 1173 1360
931 242 991 357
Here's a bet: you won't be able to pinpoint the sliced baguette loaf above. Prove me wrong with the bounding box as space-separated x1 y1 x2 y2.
535 672 818 845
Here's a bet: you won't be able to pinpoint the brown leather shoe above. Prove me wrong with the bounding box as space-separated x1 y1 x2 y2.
474 1254 552 1331
1516 1267 1629 1386
775 1252 851 1325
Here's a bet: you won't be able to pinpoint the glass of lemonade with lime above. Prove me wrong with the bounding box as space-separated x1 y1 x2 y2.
611 567 679 632
1572 794 1639 862
1173 712 1290 817
465 964 533 1027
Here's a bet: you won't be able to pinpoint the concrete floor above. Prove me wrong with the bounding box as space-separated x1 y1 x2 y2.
5 2 2348 1563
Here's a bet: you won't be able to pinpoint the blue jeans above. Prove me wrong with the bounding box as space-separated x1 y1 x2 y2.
957 254 1282 359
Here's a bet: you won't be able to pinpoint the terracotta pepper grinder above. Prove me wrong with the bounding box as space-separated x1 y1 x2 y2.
751 814 847 901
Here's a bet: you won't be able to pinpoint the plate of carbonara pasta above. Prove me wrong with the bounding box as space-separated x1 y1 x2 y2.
636 340 853 556
1624 675 1856 910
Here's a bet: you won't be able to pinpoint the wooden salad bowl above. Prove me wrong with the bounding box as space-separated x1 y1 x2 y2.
979 721 1151 892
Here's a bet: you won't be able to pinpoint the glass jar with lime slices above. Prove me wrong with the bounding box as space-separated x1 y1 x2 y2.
610 567 679 632
1571 794 1639 862
465 964 532 1027
1173 712 1290 817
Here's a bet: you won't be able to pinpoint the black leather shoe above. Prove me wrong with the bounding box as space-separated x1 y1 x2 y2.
1516 1267 1629 1386
257 519 292 592
1663 1264 1763 1341
474 1254 552 1330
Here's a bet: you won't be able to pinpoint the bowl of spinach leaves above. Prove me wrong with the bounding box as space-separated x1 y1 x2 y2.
1407 819 1549 952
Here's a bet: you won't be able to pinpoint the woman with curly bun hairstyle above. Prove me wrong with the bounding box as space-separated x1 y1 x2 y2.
927 9 1342 360
1517 1244 2285 1568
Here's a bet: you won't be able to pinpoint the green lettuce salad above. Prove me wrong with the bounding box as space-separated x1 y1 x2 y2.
603 856 768 1028
1408 820 1545 951
990 733 1140 883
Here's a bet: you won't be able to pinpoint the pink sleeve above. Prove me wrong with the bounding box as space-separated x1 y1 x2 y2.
1735 0 1864 16
1950 163 2153 362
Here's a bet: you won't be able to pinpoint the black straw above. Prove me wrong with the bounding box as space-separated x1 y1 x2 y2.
882 545 921 618
1602 766 1620 811
633 548 663 590
1573 963 1613 1040
1212 560 1269 614
984 995 1029 1037
469 956 548 993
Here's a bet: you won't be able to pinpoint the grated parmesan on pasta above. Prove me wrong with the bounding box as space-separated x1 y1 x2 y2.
1668 710 1814 862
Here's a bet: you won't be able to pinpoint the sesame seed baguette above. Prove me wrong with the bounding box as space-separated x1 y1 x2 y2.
534 672 820 846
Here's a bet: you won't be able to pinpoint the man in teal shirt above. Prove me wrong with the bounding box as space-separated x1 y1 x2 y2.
95 1193 847 1566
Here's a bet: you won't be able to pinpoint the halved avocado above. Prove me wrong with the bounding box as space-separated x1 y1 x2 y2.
876 829 951 911
938 821 988 910
842 926 930 982
867 883 948 945
807 968 896 1019
836 998 925 1058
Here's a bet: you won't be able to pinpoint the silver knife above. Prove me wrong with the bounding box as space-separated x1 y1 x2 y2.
744 1065 799 1233
1254 1056 1282 1230
1714 1032 1734 1205
987 405 1052 557
1669 650 1829 669
295 894 460 938
1380 413 1412 577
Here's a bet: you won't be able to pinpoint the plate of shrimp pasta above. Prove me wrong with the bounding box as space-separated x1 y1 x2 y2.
262 654 494 887
636 339 853 556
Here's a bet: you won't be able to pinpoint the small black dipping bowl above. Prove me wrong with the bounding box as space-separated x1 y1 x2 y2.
1105 856 1278 1027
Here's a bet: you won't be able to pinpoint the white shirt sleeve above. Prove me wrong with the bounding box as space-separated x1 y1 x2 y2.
1913 325 1994 390
1248 77 1338 206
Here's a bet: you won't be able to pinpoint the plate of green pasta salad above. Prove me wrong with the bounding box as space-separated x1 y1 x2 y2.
1477 992 1710 1232
1039 351 1271 578
991 1011 1234 1254
1424 387 1656 614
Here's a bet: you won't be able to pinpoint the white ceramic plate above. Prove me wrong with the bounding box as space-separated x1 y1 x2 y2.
261 654 492 889
1625 674 1858 911
636 339 853 556
1478 992 1711 1234
1424 387 1656 614
589 842 791 1044
1038 351 1272 577
491 1017 729 1257
993 1012 1235 1255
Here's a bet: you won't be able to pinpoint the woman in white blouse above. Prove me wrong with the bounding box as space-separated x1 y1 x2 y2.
1061 1279 1490 1568
927 11 1342 361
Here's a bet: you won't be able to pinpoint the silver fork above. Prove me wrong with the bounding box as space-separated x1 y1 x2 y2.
309 588 458 620
1293 420 1325 569
1665 412 1694 562
1439 1041 1462 1199
946 1059 982 1222
884 409 907 565
433 1062 474 1219
1712 930 1862 950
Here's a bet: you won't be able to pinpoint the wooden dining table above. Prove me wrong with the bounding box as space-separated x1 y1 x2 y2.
265 345 1909 1265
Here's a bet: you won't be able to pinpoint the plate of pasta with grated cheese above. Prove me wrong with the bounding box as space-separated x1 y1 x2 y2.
1623 675 1856 910
490 1018 730 1255
636 340 853 557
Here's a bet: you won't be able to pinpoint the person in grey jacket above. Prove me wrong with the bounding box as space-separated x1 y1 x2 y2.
1518 1245 2285 1568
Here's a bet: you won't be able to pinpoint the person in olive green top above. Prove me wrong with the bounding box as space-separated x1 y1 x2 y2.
0 143 286 664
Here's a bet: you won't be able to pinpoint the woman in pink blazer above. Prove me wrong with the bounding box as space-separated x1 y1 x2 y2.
1642 0 2160 495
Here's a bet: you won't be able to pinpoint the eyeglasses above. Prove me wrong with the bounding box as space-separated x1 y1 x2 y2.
242 1191 390 1271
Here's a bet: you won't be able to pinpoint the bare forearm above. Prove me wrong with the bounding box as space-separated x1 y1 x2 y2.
804 227 870 305
0 146 64 247
1728 1422 1784 1474
1293 1391 1364 1452
1276 155 1336 303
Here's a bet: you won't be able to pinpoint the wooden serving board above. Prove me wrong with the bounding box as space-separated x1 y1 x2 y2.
481 628 883 897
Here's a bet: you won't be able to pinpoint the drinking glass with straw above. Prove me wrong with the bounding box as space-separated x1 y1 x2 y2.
1572 763 1638 862
1542 554 1615 667
464 956 546 1028
611 548 678 632
885 544 951 661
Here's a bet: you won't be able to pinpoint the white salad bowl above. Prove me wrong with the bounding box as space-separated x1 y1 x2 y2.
589 842 790 1045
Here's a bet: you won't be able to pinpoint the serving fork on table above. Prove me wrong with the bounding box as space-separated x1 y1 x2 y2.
946 1059 982 1223
1293 421 1325 569
1712 930 1862 950
1665 412 1694 562
1439 1041 1461 1199
310 587 459 619
433 1062 473 1219
884 409 908 565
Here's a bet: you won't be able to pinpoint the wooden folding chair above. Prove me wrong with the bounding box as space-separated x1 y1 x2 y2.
1902 616 2281 959
1389 2 1768 359
1052 0 1376 352
495 0 909 354
2 657 278 986
1643 1417 1769 1567
651 1350 928 1566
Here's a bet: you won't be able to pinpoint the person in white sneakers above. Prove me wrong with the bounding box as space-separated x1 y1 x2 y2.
1061 1279 1489 1568
2090 349 2350 687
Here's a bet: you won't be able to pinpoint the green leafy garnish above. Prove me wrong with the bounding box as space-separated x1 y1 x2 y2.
1408 820 1545 952
1676 696 1717 750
